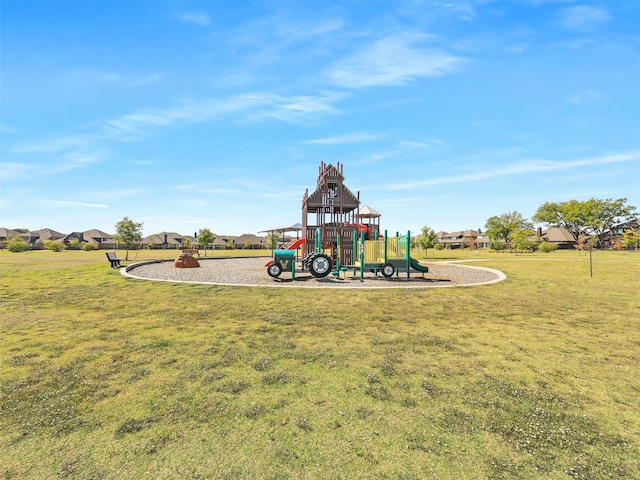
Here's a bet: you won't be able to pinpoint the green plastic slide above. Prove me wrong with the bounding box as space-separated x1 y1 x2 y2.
409 257 429 273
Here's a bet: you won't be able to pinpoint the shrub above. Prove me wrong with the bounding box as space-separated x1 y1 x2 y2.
81 242 99 251
539 241 558 253
7 236 29 252
43 239 66 252
490 242 507 252
434 243 445 251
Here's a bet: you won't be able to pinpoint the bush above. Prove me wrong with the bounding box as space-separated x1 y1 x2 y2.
7 237 29 252
490 242 507 252
81 242 99 251
43 239 66 252
434 243 445 251
539 241 558 253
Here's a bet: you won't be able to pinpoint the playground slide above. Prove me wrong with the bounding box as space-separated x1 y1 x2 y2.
286 238 307 251
265 239 306 267
409 257 429 273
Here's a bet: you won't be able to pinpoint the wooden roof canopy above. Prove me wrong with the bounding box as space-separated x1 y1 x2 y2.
303 162 360 213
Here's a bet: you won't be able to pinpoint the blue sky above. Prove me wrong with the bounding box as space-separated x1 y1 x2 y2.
1 0 639 237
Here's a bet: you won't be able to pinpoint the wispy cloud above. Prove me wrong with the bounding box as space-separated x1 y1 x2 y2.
327 32 465 88
39 200 109 208
49 154 102 173
102 92 340 139
0 162 38 179
14 136 91 154
304 133 381 145
65 70 163 87
92 189 144 200
567 90 602 105
561 5 611 31
176 11 211 27
390 151 640 190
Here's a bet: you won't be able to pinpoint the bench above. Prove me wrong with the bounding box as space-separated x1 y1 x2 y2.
181 248 200 257
106 251 123 268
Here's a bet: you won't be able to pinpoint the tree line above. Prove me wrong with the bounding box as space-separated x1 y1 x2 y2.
418 197 639 253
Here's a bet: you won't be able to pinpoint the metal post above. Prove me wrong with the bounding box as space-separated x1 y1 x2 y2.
406 230 411 278
360 229 365 280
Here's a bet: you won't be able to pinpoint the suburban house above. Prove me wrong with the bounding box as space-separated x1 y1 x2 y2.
0 228 22 248
600 218 639 248
140 232 187 249
437 230 490 249
539 227 578 249
18 228 66 249
62 229 116 249
234 233 265 249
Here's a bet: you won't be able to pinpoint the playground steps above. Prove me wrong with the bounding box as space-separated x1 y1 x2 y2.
331 266 349 279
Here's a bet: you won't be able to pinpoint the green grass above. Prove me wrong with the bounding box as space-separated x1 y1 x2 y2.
1 248 639 479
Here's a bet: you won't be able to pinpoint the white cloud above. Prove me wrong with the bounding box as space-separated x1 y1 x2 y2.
389 151 640 190
177 11 211 27
101 92 341 139
65 70 163 87
49 154 102 173
327 32 465 88
0 162 38 179
562 5 611 31
567 90 602 105
305 133 381 145
39 200 109 209
14 136 91 154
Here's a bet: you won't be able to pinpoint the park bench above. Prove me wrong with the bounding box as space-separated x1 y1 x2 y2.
181 248 200 257
106 251 123 268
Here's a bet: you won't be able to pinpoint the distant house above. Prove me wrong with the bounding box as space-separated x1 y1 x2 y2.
600 218 639 248
62 229 116 249
437 230 490 249
141 232 186 249
211 236 229 250
539 227 578 249
20 228 66 249
234 234 265 249
0 228 21 248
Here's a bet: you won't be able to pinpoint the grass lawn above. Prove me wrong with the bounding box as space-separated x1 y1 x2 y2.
1 248 639 479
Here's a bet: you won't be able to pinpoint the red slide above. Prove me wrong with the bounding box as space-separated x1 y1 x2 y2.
265 238 306 266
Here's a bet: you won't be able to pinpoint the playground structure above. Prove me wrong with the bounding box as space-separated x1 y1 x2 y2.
266 162 429 280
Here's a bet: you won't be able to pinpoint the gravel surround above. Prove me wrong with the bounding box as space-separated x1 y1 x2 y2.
122 256 506 289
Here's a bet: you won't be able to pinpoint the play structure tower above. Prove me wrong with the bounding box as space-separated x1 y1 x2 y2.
302 162 379 265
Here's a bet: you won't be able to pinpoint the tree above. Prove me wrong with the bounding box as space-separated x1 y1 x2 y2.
533 198 637 247
196 228 216 256
509 228 536 254
466 230 478 251
533 200 590 241
113 216 143 260
417 225 439 258
588 198 637 247
265 232 279 249
485 211 532 249
244 240 252 250
622 229 640 250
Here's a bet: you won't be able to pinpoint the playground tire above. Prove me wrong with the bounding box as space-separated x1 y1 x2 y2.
302 253 319 270
381 263 395 278
309 253 332 278
267 263 282 278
